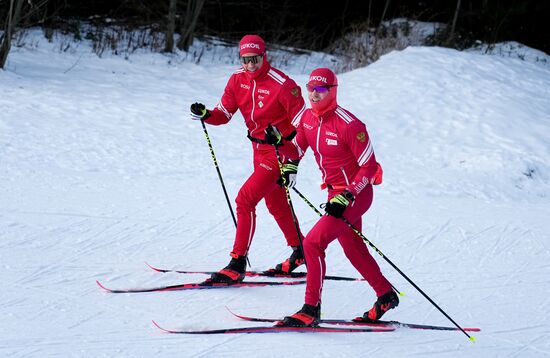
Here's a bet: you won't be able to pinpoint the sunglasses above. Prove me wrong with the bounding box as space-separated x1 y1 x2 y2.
240 55 263 64
306 84 337 93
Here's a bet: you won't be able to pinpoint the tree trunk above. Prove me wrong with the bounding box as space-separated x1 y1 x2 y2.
42 0 58 42
178 0 206 51
448 0 461 45
371 0 390 61
0 0 25 69
482 0 489 13
164 0 177 52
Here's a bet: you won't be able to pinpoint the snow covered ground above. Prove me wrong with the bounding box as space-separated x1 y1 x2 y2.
1 32 550 357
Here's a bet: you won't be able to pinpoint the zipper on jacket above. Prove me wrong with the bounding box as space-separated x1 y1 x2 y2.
340 166 350 186
250 80 258 134
316 116 327 183
340 166 354 205
250 80 259 149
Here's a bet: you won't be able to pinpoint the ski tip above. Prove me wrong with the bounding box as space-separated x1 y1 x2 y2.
152 320 172 333
145 262 162 272
225 306 244 319
96 280 110 292
225 305 234 314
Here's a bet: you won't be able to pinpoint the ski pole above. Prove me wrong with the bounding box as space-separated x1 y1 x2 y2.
199 119 251 267
291 186 475 342
200 119 236 226
273 145 307 267
291 186 402 295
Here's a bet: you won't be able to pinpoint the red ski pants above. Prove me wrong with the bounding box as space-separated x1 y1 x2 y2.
232 146 302 256
303 185 392 306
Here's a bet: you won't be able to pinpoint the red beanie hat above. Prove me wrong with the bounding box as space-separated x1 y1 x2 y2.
239 34 266 56
307 68 338 87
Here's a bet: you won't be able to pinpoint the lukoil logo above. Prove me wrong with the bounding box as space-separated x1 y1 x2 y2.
241 43 261 50
309 75 327 83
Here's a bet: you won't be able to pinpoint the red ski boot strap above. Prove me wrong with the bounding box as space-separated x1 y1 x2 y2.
280 259 291 273
218 269 242 281
289 312 316 326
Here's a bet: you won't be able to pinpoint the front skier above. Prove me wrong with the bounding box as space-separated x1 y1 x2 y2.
264 68 399 326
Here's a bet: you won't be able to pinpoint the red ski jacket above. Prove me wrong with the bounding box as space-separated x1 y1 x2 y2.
281 105 383 197
204 60 306 145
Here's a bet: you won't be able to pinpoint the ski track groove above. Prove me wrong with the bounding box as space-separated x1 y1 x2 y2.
190 337 247 358
419 219 452 252
476 224 507 269
505 333 550 358
487 330 550 357
152 214 187 238
402 220 454 268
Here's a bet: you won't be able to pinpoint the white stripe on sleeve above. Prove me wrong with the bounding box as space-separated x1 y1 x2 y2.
357 140 373 165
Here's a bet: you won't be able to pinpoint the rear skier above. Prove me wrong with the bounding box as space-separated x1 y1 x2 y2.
189 34 307 283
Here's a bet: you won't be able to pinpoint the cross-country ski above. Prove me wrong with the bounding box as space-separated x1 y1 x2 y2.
151 320 395 334
226 307 481 332
96 279 306 293
145 262 365 281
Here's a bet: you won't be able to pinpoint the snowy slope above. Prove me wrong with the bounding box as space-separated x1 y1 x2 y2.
1 34 550 357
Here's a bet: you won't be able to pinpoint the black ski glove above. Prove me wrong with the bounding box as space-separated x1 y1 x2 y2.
325 190 354 218
277 160 300 188
190 102 211 120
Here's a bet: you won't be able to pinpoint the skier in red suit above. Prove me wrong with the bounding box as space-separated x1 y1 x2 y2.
264 68 399 326
190 35 306 283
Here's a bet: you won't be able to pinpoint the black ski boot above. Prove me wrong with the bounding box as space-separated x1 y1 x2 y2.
265 246 305 275
277 303 320 327
208 254 247 284
362 290 399 322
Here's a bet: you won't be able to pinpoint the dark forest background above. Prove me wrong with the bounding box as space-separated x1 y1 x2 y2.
1 0 549 66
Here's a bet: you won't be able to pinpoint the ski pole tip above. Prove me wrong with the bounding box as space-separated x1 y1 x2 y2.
469 335 476 343
398 291 406 297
